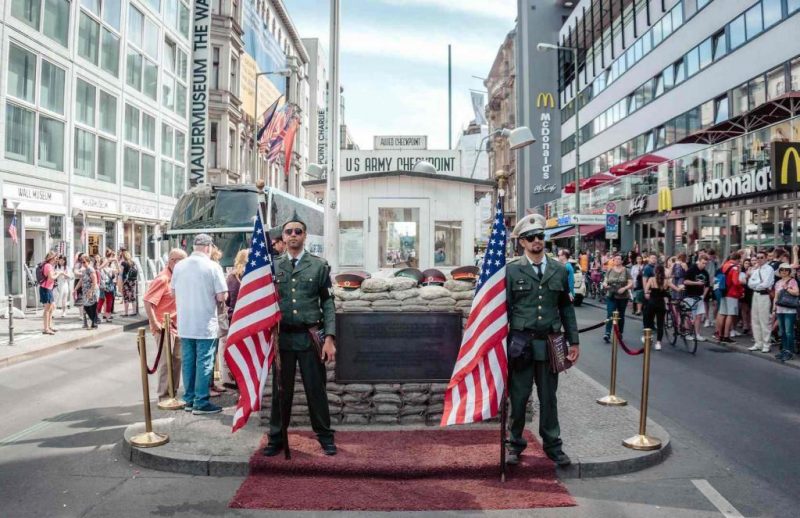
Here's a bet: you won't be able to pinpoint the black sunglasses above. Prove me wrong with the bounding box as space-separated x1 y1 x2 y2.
283 228 304 236
521 233 545 242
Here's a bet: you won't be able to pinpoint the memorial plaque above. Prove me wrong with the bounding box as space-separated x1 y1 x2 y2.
335 312 462 383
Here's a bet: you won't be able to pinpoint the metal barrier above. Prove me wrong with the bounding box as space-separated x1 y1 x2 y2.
622 328 662 451
597 311 627 406
130 328 169 448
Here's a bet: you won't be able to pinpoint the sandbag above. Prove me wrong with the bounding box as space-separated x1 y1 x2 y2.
451 290 474 300
360 291 390 301
343 414 370 425
444 279 475 292
419 286 451 300
334 288 363 301
387 277 418 291
391 288 420 300
342 300 370 308
361 278 390 293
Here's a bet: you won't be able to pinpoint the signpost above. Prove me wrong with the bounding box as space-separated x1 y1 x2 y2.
605 214 619 242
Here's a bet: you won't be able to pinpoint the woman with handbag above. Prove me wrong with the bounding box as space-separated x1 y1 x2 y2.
772 263 798 362
602 254 633 343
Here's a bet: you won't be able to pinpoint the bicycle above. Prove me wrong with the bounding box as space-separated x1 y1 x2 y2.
665 296 699 354
588 270 605 302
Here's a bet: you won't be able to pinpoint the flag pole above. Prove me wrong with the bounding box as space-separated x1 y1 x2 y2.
260 216 290 460
497 170 509 483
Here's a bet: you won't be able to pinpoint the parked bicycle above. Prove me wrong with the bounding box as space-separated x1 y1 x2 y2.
665 296 700 355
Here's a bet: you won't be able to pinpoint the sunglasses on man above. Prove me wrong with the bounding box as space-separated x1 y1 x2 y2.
283 228 305 236
520 232 545 242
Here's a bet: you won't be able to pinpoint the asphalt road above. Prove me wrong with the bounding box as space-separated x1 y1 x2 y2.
0 311 797 517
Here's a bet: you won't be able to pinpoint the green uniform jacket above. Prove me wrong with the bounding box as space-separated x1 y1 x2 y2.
274 253 336 351
506 257 580 356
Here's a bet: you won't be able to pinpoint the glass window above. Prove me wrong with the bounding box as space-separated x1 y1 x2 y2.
75 79 96 126
141 113 156 150
126 49 142 89
175 83 187 117
97 137 116 183
745 4 763 40
686 47 699 77
144 18 159 59
179 2 190 37
145 0 161 13
378 208 420 269
174 165 186 195
161 160 173 197
338 221 364 267
712 30 727 60
38 116 64 171
763 0 783 28
790 0 800 15
434 221 461 267
732 82 748 116
767 65 786 99
5 104 35 163
673 58 686 85
124 147 139 188
141 154 156 192
175 131 186 161
162 124 174 157
101 29 120 76
715 95 729 124
125 104 139 143
662 10 673 37
143 59 158 100
78 12 100 64
700 99 715 127
792 57 800 92
103 0 122 30
672 2 683 29
162 75 175 110
698 38 712 69
40 60 65 114
729 14 746 50
8 44 36 103
43 0 70 46
81 0 100 13
128 6 144 48
662 64 674 90
99 91 117 135
74 128 95 177
654 74 665 97
778 205 795 248
749 75 766 108
12 0 40 29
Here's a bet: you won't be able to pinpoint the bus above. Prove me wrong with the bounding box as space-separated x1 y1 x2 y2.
166 184 324 268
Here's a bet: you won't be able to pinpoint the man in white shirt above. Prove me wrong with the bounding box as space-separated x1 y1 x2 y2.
171 234 228 415
747 251 775 353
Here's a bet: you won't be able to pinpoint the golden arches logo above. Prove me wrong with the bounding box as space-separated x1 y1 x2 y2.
536 92 555 109
779 147 800 186
658 187 672 212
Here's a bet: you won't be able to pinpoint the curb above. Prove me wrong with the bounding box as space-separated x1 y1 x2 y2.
121 418 670 480
0 319 147 370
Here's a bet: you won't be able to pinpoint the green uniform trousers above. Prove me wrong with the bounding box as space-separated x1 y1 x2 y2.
268 345 334 446
508 355 562 456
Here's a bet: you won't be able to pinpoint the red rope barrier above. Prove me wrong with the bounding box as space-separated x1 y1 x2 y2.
613 320 644 356
138 329 165 374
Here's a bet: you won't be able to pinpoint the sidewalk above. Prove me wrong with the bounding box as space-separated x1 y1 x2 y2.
122 366 671 479
582 299 800 370
0 305 147 369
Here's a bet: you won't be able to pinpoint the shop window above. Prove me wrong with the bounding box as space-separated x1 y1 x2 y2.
433 221 460 267
4 212 23 295
339 221 365 267
378 208 420 269
729 211 742 251
745 4 763 40
777 205 795 248
728 14 746 50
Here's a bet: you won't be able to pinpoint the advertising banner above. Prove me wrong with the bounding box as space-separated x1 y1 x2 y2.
241 0 287 119
189 0 210 185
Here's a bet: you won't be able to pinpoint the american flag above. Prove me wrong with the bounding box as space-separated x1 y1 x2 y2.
441 197 508 426
256 98 280 142
224 214 282 432
7 215 17 245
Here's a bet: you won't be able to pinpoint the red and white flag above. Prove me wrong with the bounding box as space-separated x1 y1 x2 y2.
7 215 18 245
441 197 508 425
224 214 282 432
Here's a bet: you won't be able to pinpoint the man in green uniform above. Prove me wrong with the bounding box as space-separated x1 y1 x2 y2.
263 217 338 456
506 213 580 467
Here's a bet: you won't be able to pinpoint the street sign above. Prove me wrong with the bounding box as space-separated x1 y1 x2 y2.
605 201 617 214
605 214 619 240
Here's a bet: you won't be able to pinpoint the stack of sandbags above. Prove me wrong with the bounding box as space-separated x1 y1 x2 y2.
372 384 402 424
399 383 430 424
333 274 476 315
341 383 374 424
426 383 448 425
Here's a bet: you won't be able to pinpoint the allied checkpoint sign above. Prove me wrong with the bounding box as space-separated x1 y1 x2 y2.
335 312 462 383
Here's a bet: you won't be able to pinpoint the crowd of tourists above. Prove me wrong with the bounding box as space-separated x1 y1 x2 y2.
576 246 799 362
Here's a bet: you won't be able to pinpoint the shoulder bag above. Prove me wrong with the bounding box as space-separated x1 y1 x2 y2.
776 280 800 309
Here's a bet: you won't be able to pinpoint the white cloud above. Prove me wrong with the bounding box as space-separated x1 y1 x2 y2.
378 0 517 20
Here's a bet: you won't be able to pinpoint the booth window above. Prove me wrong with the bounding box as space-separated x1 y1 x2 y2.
434 221 461 267
339 221 364 267
378 208 419 269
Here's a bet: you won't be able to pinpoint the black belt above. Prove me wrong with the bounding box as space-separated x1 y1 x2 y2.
279 323 318 333
755 290 771 295
518 329 549 340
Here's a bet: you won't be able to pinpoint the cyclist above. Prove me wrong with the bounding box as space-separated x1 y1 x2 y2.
684 254 711 342
643 264 670 350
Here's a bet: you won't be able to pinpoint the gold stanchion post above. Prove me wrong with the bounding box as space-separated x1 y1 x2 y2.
131 328 170 448
597 310 627 406
623 328 662 451
158 314 184 410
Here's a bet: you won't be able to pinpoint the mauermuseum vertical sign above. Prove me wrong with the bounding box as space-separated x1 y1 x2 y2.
190 1 210 186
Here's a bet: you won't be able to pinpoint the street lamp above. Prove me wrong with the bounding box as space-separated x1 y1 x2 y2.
537 42 581 255
469 126 536 179
251 68 293 184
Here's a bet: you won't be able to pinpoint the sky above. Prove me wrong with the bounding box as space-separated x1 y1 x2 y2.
284 0 518 150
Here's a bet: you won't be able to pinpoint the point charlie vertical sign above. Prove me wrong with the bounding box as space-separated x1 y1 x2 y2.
190 1 210 186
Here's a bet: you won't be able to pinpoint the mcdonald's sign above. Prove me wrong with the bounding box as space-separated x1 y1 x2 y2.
658 187 672 212
772 141 800 192
536 92 556 109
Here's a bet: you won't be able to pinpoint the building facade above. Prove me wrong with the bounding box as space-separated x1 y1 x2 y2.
539 0 800 258
0 0 194 306
301 37 327 179
484 30 518 227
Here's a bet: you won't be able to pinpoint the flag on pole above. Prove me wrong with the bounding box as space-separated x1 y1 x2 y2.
282 118 300 176
266 106 295 162
441 197 508 426
471 91 487 126
256 98 281 142
7 215 18 245
224 215 282 432
259 104 289 152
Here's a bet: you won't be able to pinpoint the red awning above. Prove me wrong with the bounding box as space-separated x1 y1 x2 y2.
609 154 667 176
563 172 617 194
552 224 605 239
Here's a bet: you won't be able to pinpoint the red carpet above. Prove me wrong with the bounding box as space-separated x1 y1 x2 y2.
230 429 576 511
